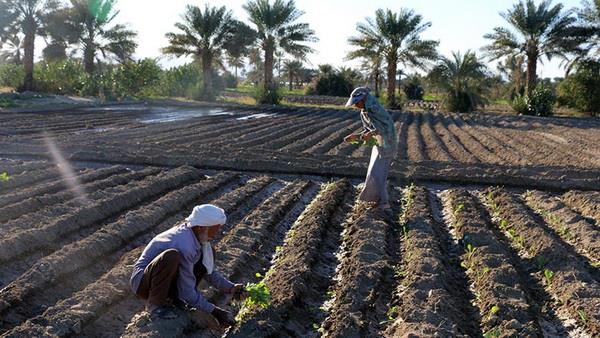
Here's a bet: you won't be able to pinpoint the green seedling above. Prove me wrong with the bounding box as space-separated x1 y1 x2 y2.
544 269 555 286
483 328 501 338
349 138 379 147
453 203 465 217
379 305 399 325
578 309 588 324
235 280 271 322
535 255 547 269
0 172 10 182
477 266 491 282
490 305 500 315
499 219 509 230
466 243 477 259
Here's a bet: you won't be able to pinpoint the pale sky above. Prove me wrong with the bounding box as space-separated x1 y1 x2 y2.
112 0 585 78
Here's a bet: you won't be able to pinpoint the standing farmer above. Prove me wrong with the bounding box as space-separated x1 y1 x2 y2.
344 87 398 209
130 204 244 327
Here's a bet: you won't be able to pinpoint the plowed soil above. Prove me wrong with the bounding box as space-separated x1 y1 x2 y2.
0 101 598 337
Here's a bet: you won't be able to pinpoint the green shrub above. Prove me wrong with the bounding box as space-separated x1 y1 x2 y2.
253 84 281 104
446 91 484 113
34 60 85 95
0 64 25 89
157 63 203 99
112 59 162 99
557 60 600 116
0 97 16 108
510 94 529 115
305 71 354 97
511 85 556 116
402 78 424 100
223 72 238 88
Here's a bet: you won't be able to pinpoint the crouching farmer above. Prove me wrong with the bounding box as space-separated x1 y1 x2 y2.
130 204 243 327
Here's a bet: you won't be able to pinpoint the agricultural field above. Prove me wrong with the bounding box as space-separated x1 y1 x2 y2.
0 102 599 337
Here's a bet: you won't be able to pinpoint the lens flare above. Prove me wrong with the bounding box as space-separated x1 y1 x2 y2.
43 132 90 203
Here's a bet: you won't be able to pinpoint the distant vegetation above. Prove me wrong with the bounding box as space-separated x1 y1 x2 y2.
0 0 598 116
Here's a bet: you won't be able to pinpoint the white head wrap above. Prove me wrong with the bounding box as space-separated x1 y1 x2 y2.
185 204 226 275
186 204 226 227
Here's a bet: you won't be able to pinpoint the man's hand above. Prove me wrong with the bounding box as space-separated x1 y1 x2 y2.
344 134 361 144
229 283 248 300
211 306 235 327
362 131 376 141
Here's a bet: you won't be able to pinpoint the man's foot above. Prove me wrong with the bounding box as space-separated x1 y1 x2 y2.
148 305 178 320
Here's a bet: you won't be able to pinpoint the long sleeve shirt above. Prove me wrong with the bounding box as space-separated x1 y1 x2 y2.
130 224 234 313
360 94 398 159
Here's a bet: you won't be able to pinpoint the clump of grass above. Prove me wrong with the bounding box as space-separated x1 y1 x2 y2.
0 172 10 182
483 328 501 338
400 184 416 237
544 269 555 286
0 97 16 108
234 273 271 322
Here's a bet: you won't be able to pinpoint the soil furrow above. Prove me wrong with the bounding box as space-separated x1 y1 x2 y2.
283 118 355 153
0 166 202 267
562 191 600 226
441 114 507 164
394 111 411 160
306 120 361 155
228 179 351 337
420 112 453 162
121 180 313 338
0 166 155 223
319 203 390 338
430 113 478 163
0 173 236 329
262 116 346 151
452 114 528 165
3 176 273 338
443 189 539 337
0 166 65 194
230 114 326 149
383 186 474 337
525 190 600 266
0 165 128 208
485 189 600 335
406 112 427 162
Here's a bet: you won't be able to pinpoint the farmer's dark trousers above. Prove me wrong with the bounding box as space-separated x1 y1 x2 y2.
136 249 208 306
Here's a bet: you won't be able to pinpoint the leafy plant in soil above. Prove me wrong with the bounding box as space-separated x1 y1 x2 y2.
235 273 271 322
0 172 10 182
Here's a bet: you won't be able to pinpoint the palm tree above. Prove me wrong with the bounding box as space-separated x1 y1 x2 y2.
497 55 526 98
484 0 585 97
0 0 61 90
47 0 137 74
349 8 438 108
346 40 385 97
244 0 317 102
282 59 302 90
224 20 256 80
577 0 600 58
163 4 253 100
429 51 489 113
0 33 23 64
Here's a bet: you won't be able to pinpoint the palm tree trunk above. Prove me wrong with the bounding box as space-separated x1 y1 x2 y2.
526 52 538 97
22 24 35 91
374 69 380 97
386 53 398 107
84 42 95 74
288 72 293 91
263 43 274 92
201 51 213 100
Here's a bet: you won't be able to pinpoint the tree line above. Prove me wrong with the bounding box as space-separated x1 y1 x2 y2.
0 0 599 115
